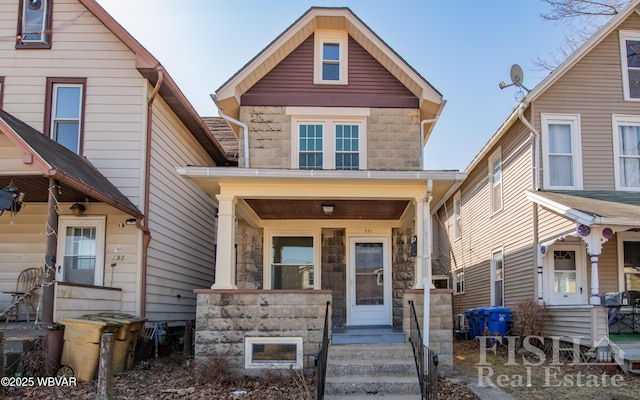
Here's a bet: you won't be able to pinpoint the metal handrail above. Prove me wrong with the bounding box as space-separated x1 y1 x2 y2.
315 301 331 400
408 300 439 400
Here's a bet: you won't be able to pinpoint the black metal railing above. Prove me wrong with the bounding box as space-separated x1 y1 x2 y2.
315 301 331 400
408 300 438 400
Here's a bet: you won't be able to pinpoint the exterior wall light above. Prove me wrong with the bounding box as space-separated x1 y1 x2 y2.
322 204 334 215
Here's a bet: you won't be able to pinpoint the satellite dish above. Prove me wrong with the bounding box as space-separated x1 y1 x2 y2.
510 64 524 87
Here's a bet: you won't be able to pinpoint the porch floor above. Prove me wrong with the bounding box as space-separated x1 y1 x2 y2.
610 332 640 343
331 325 405 345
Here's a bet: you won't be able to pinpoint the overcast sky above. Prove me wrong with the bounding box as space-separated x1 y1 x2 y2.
95 0 574 171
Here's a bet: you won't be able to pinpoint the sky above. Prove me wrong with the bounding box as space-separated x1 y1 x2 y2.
94 0 574 171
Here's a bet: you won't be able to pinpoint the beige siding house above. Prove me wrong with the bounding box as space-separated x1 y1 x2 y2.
178 7 465 378
0 0 234 325
436 0 640 350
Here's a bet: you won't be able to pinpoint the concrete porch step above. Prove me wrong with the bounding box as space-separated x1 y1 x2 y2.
325 375 421 396
331 325 405 345
325 395 421 400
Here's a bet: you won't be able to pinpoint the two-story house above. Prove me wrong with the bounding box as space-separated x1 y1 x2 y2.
0 0 234 327
435 0 640 358
179 7 465 378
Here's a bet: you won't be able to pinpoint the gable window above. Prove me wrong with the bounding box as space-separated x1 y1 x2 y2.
453 191 461 240
56 216 106 286
488 148 502 215
289 108 368 170
267 234 318 290
314 30 348 85
612 115 640 190
17 0 52 48
619 31 640 100
45 78 86 154
491 248 504 307
541 114 583 189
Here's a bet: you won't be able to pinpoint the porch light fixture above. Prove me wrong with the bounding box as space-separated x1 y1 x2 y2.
70 203 85 217
322 204 334 215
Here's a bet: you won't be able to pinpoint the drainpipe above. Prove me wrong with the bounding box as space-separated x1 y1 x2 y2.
423 180 433 348
517 102 543 303
420 119 436 170
138 65 163 317
210 94 249 168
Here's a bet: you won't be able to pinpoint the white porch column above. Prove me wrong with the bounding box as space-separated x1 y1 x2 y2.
537 244 544 304
212 194 238 290
577 224 616 306
589 254 601 305
413 196 425 289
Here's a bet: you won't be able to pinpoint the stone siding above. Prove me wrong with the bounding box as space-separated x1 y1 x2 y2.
402 289 454 376
239 106 421 170
321 228 347 327
236 221 264 289
392 227 416 326
195 290 332 375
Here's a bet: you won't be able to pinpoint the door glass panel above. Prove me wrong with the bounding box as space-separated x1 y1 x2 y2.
354 242 384 305
63 226 96 285
554 250 577 293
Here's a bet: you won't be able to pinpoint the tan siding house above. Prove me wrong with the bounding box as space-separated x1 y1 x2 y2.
0 0 233 326
436 0 640 349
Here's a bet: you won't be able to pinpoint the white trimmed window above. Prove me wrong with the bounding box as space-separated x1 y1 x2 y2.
612 115 640 190
265 232 319 290
56 216 106 286
541 114 583 189
491 249 504 307
453 191 461 240
245 337 303 369
314 30 348 85
618 232 640 293
488 148 502 215
453 265 464 295
17 0 52 48
619 31 640 101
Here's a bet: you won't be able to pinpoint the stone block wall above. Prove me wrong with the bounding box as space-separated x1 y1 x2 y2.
194 289 332 376
321 228 347 327
402 289 453 376
392 227 415 326
240 106 291 169
236 221 264 289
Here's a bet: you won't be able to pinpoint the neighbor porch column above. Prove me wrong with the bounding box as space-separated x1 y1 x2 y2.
212 194 237 289
413 196 425 289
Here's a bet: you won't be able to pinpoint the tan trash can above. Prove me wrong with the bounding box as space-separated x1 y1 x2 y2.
58 317 121 381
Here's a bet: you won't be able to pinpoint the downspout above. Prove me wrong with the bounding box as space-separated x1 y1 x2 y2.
423 179 433 348
517 102 544 303
420 119 436 170
211 94 249 168
138 65 163 317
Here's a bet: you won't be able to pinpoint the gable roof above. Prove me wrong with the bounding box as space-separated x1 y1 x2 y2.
465 0 640 174
0 109 142 218
78 0 236 167
214 7 444 133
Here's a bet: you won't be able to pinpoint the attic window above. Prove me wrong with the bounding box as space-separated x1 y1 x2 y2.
620 30 640 101
17 0 52 49
314 30 348 85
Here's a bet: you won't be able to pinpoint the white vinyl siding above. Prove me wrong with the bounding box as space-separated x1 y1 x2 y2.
612 114 640 190
541 114 583 190
619 30 640 101
488 148 502 215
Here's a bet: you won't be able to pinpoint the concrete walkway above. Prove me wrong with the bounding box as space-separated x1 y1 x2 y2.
451 364 518 400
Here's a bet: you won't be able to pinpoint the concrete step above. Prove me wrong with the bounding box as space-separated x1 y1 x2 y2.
328 343 414 361
325 395 421 400
325 375 420 396
327 358 416 377
332 326 405 344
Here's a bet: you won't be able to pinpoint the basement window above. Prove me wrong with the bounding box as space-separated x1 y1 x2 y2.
244 337 303 369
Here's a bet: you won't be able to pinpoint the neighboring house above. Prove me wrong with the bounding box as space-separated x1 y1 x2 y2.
179 7 465 375
0 0 234 326
435 0 640 350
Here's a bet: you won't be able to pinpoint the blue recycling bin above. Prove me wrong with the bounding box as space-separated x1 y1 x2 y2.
483 306 512 337
465 307 487 338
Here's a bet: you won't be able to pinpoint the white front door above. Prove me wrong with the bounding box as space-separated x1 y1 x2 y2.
56 216 106 286
348 237 391 326
546 244 587 305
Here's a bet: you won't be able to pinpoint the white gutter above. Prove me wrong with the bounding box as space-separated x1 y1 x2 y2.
210 94 250 168
517 102 540 190
420 119 436 170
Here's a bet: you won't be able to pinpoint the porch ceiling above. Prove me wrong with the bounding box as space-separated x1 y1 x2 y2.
244 199 409 220
0 176 95 204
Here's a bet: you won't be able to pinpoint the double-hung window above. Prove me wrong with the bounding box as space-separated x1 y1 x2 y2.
452 265 464 295
612 115 640 190
17 0 52 48
488 148 502 214
619 31 640 100
618 233 640 292
46 78 86 154
541 114 583 189
299 124 324 169
491 248 504 307
267 234 318 290
314 30 348 85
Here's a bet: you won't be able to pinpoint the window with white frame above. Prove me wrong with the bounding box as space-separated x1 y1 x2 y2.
618 233 640 292
291 113 367 170
453 191 461 240
488 148 502 214
619 31 640 100
453 265 464 295
56 216 106 286
314 30 348 85
612 115 640 190
269 235 316 289
491 249 504 307
46 79 86 154
541 114 583 189
17 0 52 48
244 337 303 369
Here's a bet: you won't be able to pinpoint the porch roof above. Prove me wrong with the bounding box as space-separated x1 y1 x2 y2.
526 190 640 227
0 109 142 218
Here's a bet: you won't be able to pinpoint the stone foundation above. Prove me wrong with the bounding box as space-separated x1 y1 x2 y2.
194 289 332 375
402 289 453 376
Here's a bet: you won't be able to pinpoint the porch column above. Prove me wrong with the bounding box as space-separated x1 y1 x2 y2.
578 224 615 306
43 177 59 323
212 194 237 290
537 244 544 304
413 197 425 289
589 254 601 305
